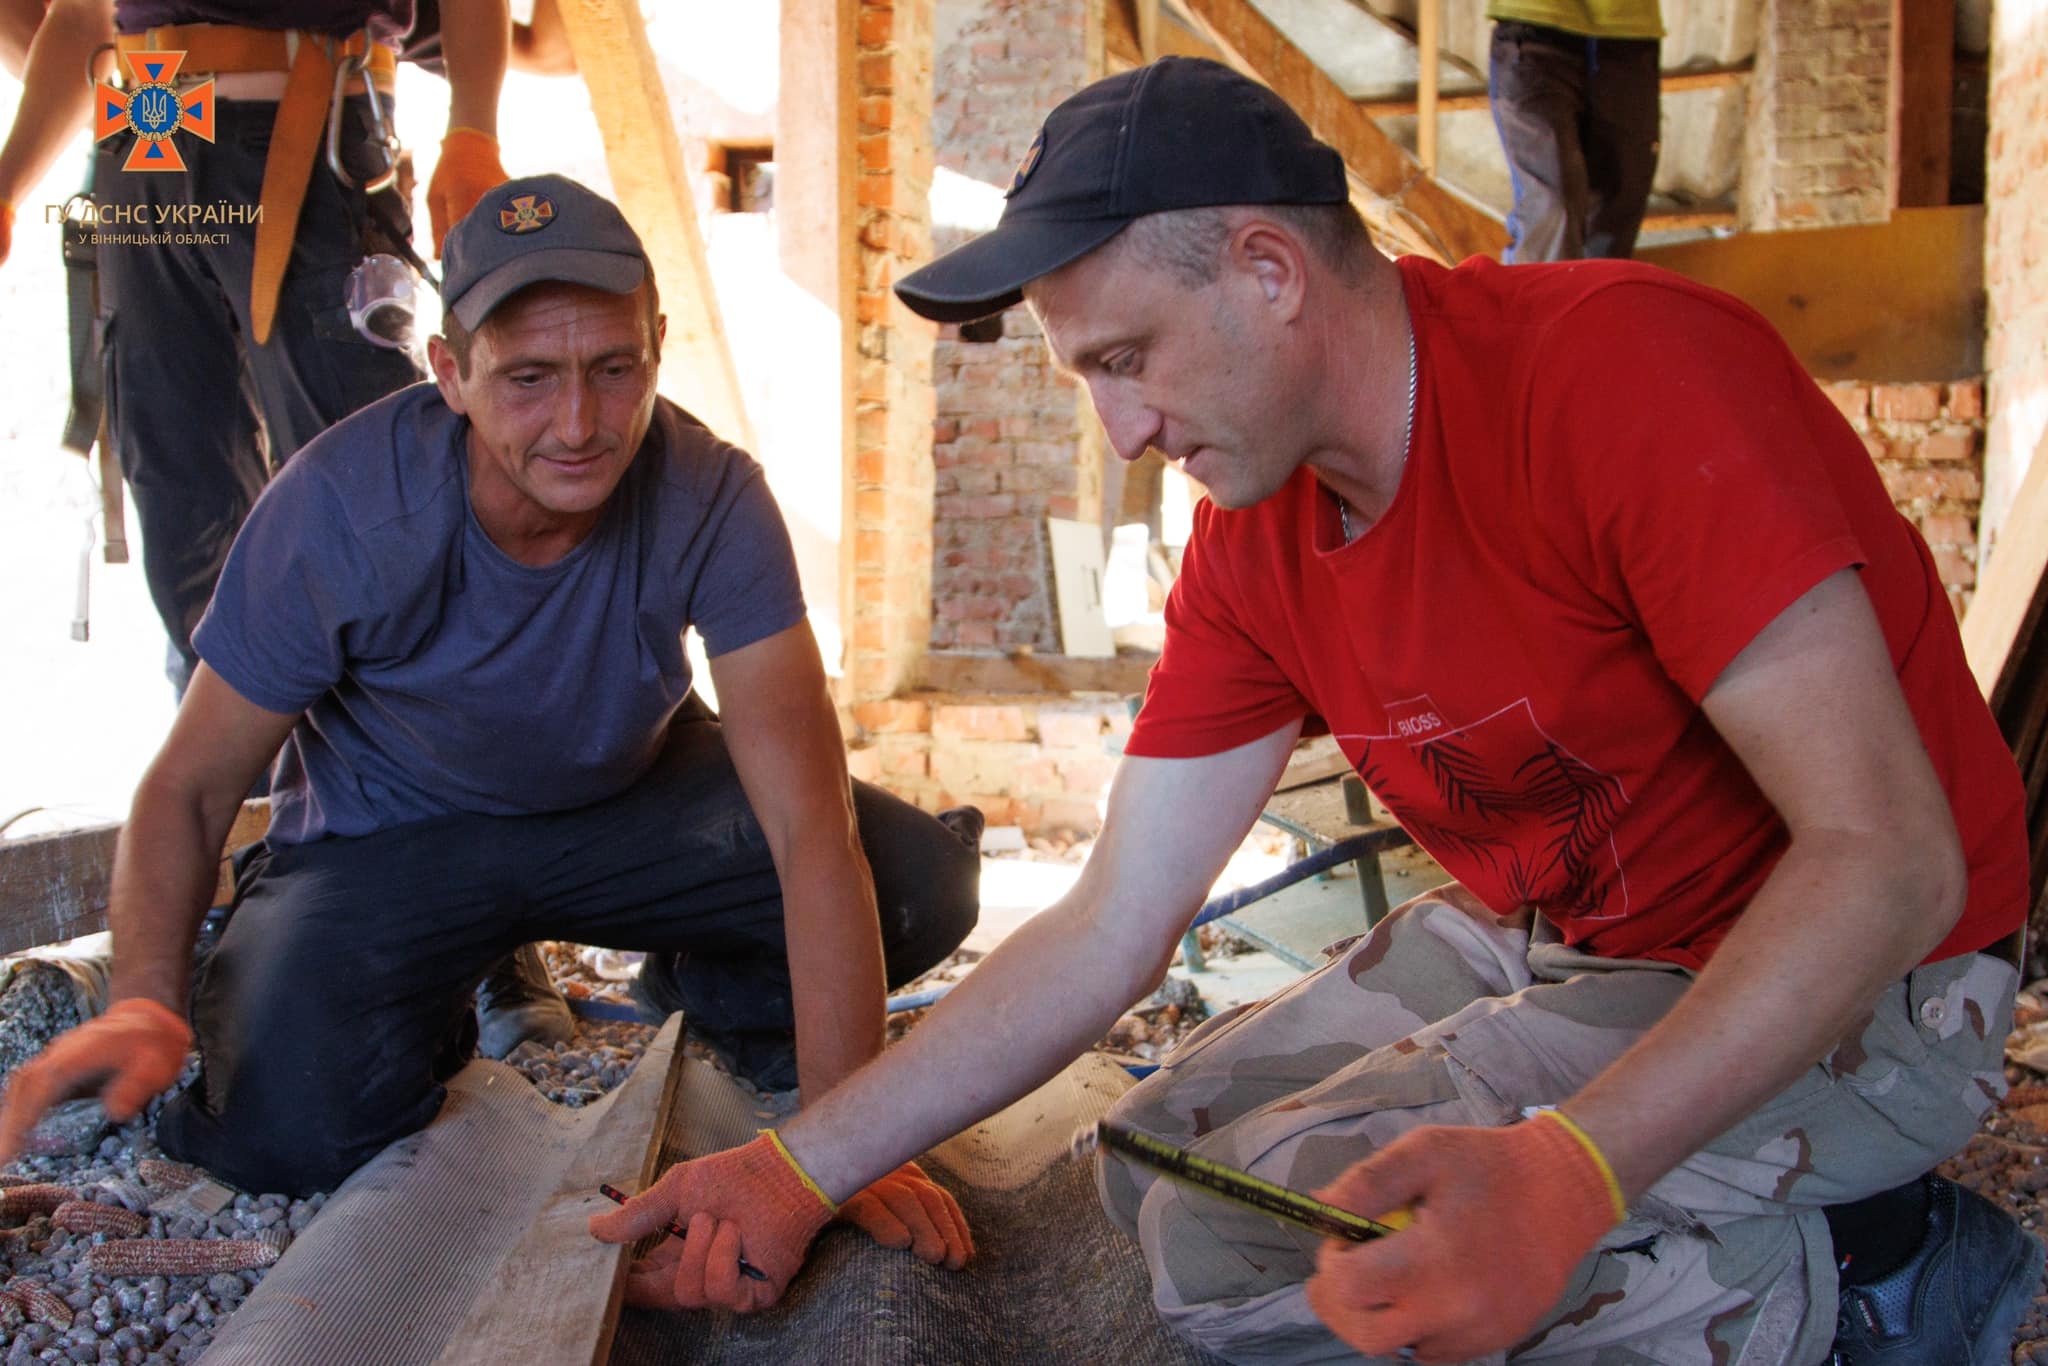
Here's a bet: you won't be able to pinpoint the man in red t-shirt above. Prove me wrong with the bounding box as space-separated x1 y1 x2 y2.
590 58 2038 1365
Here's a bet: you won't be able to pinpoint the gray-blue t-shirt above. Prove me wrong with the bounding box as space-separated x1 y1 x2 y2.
193 383 807 845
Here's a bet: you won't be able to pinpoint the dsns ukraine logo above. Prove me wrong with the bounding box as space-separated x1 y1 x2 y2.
94 51 216 173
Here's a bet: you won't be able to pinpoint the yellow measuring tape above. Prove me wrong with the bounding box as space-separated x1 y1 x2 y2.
1080 1121 1411 1241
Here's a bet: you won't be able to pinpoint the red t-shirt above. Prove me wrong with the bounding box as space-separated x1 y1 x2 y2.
1126 256 2026 970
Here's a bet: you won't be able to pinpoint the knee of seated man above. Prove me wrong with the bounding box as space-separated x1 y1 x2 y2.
1136 1170 1319 1310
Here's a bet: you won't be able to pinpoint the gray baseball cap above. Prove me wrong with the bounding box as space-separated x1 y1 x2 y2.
440 173 649 330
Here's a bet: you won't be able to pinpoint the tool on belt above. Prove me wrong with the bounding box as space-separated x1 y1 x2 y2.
113 23 399 345
1075 1120 1411 1242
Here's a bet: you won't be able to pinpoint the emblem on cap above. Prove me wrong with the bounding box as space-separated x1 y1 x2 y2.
1006 130 1045 198
497 193 557 234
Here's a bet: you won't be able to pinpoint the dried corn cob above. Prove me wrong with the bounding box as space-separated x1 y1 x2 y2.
19 1286 72 1329
87 1236 281 1277
0 1290 23 1328
137 1159 206 1192
0 1184 76 1220
52 1201 148 1238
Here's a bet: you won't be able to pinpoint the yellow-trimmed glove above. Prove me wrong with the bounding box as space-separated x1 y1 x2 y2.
0 198 15 267
1304 1112 1627 1363
838 1160 974 1269
426 127 508 256
0 998 192 1163
588 1131 836 1313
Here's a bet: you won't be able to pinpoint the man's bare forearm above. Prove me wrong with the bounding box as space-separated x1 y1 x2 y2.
779 885 1174 1202
104 775 246 1010
1565 828 1965 1201
780 830 887 1098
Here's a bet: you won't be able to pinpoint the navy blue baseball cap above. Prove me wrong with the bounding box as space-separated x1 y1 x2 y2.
440 173 649 330
896 57 1349 324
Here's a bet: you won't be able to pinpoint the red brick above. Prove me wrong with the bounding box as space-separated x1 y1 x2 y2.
1946 379 1984 421
1036 709 1104 749
857 53 893 88
1822 383 1869 424
1871 382 1942 422
856 6 893 47
932 704 1029 742
1039 799 1104 834
1918 430 1977 463
1918 513 1976 548
859 95 894 130
846 746 883 784
881 744 929 779
1058 755 1120 795
852 698 931 735
1933 547 1978 589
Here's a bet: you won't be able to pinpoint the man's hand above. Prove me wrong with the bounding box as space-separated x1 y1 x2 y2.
588 1132 836 1312
0 999 191 1164
1303 1113 1625 1363
426 128 507 255
837 1160 974 1268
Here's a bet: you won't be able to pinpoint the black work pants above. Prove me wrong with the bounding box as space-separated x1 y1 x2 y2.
1488 21 1661 262
156 714 981 1196
94 94 423 691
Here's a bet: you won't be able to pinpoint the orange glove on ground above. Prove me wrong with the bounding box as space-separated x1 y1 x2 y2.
838 1160 974 1269
588 1130 836 1313
0 998 192 1163
0 199 15 267
1304 1111 1627 1364
426 128 508 256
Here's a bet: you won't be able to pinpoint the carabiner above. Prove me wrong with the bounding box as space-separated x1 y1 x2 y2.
326 49 400 195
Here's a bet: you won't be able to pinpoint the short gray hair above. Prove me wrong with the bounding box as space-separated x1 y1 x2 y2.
1112 202 1374 287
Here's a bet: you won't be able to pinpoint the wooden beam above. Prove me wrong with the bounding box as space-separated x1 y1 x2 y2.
1136 0 1160 60
0 802 270 957
1104 0 1226 68
1168 0 1507 264
1965 430 2048 698
918 649 1156 697
1636 204 1983 382
554 0 755 451
1890 0 1954 209
1415 0 1439 177
1642 205 1737 234
1357 63 1750 119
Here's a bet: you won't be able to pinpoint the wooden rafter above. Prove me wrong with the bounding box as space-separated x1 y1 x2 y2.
1358 62 1752 118
1168 0 1506 263
554 0 755 450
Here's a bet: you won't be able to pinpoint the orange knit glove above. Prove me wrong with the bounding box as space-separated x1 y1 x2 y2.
0 199 15 268
1304 1112 1627 1363
588 1131 837 1312
426 127 508 256
838 1160 974 1269
0 998 192 1164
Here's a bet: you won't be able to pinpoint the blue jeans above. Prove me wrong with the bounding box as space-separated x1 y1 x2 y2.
157 712 981 1195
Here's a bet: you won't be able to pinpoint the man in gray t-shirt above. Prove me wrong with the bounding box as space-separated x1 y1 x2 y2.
0 179 981 1275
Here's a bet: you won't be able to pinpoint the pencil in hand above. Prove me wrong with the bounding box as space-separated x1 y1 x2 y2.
597 1182 772 1282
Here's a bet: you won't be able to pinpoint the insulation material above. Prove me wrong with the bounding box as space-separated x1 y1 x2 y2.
608 1056 1221 1366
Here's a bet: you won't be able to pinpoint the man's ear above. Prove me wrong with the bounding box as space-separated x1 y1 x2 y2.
427 334 470 416
655 313 667 360
1232 220 1308 321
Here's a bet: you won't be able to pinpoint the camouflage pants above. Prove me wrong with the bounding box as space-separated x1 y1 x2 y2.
1097 887 2016 1365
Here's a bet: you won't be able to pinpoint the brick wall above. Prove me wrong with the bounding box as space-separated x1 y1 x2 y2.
929 0 1096 651
1983 3 2048 553
1820 379 1987 614
1740 0 1892 230
846 694 1132 834
848 1 939 701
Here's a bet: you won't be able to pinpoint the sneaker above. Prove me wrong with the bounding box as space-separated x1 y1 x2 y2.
475 943 576 1059
1832 1175 2045 1365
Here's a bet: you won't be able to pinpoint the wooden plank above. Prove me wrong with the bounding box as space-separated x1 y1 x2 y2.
919 650 1155 697
435 1015 686 1366
553 0 755 451
1104 0 1227 68
0 802 270 957
1136 0 1159 60
1169 0 1508 264
1636 205 1983 382
1357 63 1748 119
1964 430 2048 697
1642 205 1738 234
1415 0 1438 177
1890 0 1954 210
